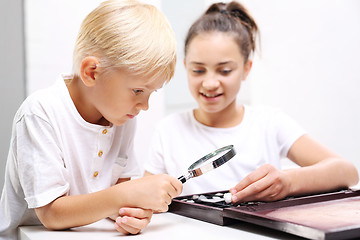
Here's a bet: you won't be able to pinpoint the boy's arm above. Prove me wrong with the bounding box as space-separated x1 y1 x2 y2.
144 171 153 176
35 187 123 230
35 174 182 230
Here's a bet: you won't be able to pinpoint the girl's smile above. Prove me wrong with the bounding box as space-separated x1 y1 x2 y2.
200 91 224 102
184 32 252 127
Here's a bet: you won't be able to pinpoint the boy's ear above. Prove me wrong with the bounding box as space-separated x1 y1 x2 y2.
80 56 100 87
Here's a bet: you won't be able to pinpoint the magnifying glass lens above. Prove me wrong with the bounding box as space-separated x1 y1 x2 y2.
178 145 236 184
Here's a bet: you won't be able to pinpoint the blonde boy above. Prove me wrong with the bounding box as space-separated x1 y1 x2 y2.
0 1 182 239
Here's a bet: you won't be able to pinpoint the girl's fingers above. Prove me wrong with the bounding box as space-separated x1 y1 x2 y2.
232 165 280 202
244 184 278 202
233 164 272 193
231 165 290 203
232 176 272 202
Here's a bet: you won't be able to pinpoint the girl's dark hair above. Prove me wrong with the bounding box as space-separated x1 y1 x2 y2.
184 1 259 63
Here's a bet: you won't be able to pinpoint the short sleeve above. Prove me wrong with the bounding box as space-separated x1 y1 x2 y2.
271 110 307 157
15 114 70 209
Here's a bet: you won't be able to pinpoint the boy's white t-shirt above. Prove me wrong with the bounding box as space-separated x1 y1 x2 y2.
144 106 306 196
0 75 140 240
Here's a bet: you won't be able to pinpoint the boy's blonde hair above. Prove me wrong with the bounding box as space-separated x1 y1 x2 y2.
73 0 176 82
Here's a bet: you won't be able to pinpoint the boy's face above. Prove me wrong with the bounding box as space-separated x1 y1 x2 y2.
90 68 165 126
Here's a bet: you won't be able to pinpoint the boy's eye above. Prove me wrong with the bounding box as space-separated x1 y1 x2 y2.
133 89 143 94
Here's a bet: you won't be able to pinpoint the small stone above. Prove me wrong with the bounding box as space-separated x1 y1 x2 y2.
224 192 232 204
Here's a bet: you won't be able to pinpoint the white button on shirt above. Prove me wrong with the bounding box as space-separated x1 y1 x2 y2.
91 128 114 183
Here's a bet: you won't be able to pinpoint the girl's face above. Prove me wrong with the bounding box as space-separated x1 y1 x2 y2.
184 32 251 115
90 68 165 126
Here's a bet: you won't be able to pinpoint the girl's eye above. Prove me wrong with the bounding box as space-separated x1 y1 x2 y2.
133 89 143 94
192 69 205 74
220 69 232 75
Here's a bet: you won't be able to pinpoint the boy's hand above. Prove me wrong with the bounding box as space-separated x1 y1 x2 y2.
119 174 183 212
114 208 152 235
229 164 291 203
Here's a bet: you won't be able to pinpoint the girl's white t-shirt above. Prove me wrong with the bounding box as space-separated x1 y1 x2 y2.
144 106 306 196
0 75 140 240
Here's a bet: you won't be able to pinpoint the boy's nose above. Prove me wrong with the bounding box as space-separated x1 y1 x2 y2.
137 97 149 111
142 102 149 111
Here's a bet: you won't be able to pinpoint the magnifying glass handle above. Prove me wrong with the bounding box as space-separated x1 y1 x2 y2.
178 175 187 184
178 172 192 184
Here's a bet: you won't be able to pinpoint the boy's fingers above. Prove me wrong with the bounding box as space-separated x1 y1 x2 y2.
115 222 140 235
115 216 149 234
169 176 183 198
114 222 129 235
156 203 169 213
119 208 152 219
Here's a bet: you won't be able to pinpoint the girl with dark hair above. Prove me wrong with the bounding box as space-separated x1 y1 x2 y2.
144 1 358 203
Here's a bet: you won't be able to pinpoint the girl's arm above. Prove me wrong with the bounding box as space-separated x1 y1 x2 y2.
230 134 358 203
285 134 358 195
35 174 182 230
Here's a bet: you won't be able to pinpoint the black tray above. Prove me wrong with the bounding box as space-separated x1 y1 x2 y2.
169 189 360 240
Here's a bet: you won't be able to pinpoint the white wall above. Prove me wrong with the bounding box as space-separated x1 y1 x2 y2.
244 0 360 170
24 0 360 176
0 0 26 190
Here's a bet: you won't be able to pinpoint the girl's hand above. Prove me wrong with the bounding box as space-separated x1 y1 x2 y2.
114 207 152 235
230 164 291 203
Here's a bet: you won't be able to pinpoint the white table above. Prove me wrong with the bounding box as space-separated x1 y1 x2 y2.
19 212 304 240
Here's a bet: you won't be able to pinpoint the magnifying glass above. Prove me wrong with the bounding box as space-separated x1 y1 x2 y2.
178 145 236 184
